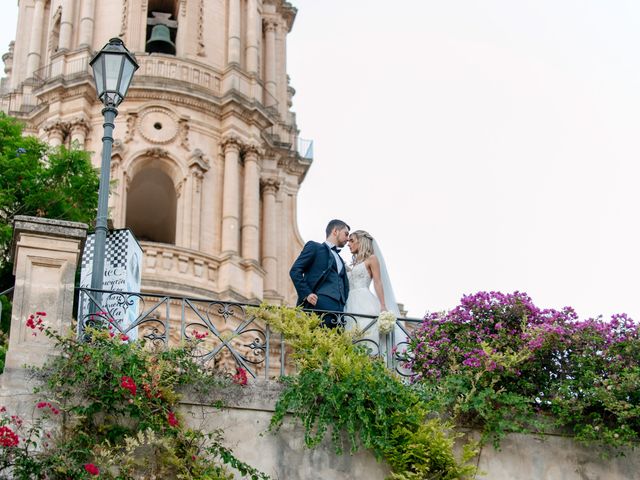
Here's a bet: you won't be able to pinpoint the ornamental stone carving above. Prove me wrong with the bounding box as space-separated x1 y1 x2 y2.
138 107 179 145
188 149 210 172
124 113 137 143
145 147 169 158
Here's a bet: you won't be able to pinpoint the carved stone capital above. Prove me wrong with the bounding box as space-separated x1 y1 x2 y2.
42 119 69 135
69 116 90 135
263 19 279 33
244 144 264 161
221 136 242 154
260 177 281 194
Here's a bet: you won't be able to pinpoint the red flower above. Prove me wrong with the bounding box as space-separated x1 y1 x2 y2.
0 426 19 447
232 367 248 386
120 334 129 342
120 376 137 396
84 463 100 475
167 411 179 427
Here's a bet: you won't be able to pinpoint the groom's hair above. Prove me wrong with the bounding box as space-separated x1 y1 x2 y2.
326 219 350 238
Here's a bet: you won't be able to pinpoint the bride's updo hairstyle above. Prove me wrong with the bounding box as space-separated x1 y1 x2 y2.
351 230 374 265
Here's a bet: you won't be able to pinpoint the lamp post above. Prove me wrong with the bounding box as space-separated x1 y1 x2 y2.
89 38 138 293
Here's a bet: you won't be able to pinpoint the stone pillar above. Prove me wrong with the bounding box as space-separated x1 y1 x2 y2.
277 23 288 117
245 0 259 74
261 178 279 293
44 121 67 147
227 0 241 65
79 0 96 48
70 117 90 148
263 19 277 106
221 138 241 255
59 0 75 51
4 216 87 373
26 0 46 78
242 146 261 262
190 168 204 251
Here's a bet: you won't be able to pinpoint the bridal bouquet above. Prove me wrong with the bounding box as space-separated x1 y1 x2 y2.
377 310 397 334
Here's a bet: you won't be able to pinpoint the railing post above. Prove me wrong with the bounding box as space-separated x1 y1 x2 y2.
2 216 87 375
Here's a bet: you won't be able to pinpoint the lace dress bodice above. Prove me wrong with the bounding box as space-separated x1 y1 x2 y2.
347 262 372 291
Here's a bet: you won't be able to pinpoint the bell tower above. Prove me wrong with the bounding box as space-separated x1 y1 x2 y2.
0 0 312 305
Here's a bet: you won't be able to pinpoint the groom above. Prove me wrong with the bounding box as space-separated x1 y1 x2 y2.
290 219 350 328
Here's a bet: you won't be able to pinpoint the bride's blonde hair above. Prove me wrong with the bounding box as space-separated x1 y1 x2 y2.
350 230 374 265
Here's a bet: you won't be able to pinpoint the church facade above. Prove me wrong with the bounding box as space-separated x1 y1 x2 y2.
0 0 311 305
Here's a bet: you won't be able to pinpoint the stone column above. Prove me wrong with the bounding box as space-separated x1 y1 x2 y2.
242 146 261 262
277 22 288 117
44 121 67 147
245 0 259 74
4 216 87 372
78 0 96 48
59 0 75 51
227 0 241 65
26 0 46 78
263 19 277 106
221 138 241 255
189 169 204 250
70 117 90 148
261 177 279 293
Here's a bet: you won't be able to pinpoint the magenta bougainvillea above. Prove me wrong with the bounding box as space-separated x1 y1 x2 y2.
409 291 640 448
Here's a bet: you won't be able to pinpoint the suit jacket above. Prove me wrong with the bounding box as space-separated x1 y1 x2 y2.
289 241 349 307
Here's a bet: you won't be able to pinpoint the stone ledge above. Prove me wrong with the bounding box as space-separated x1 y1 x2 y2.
181 378 284 412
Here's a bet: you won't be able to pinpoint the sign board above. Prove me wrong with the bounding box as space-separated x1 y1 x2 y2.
79 229 143 338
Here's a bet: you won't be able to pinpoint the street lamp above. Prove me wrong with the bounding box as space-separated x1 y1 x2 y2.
89 38 138 293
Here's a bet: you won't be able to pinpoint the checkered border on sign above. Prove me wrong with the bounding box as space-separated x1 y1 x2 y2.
81 230 129 269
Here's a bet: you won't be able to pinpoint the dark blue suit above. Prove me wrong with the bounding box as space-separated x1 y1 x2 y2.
290 241 349 327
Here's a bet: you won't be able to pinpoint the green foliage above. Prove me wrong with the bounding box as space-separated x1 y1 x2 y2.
0 113 99 290
0 321 270 480
251 305 477 480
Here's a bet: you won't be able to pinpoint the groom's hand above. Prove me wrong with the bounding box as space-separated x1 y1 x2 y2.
306 293 318 306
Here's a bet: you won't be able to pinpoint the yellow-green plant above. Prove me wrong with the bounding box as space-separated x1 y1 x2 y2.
251 305 477 480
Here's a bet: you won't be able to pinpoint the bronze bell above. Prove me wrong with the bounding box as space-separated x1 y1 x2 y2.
146 24 176 55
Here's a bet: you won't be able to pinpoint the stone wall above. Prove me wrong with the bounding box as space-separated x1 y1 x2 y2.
182 381 640 480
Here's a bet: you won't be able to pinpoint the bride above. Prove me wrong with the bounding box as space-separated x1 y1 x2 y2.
344 230 406 359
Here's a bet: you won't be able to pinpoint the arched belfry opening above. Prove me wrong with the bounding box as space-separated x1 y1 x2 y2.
146 0 178 55
126 168 177 244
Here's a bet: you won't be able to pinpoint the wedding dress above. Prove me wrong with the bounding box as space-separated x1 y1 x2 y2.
344 240 409 363
345 262 382 354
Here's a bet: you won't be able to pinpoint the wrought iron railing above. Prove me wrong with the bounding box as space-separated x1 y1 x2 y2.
76 288 418 379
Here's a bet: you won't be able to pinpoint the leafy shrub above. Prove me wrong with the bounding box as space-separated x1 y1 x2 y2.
251 305 477 480
409 291 640 450
0 313 269 479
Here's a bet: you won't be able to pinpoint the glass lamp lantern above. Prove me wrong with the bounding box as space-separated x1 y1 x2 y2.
90 38 139 107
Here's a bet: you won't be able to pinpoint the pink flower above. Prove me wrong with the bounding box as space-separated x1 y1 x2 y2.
120 376 137 396
167 411 179 427
0 426 19 447
84 463 100 475
232 367 248 386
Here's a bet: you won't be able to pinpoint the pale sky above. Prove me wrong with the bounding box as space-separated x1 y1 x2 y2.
2 1 639 320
